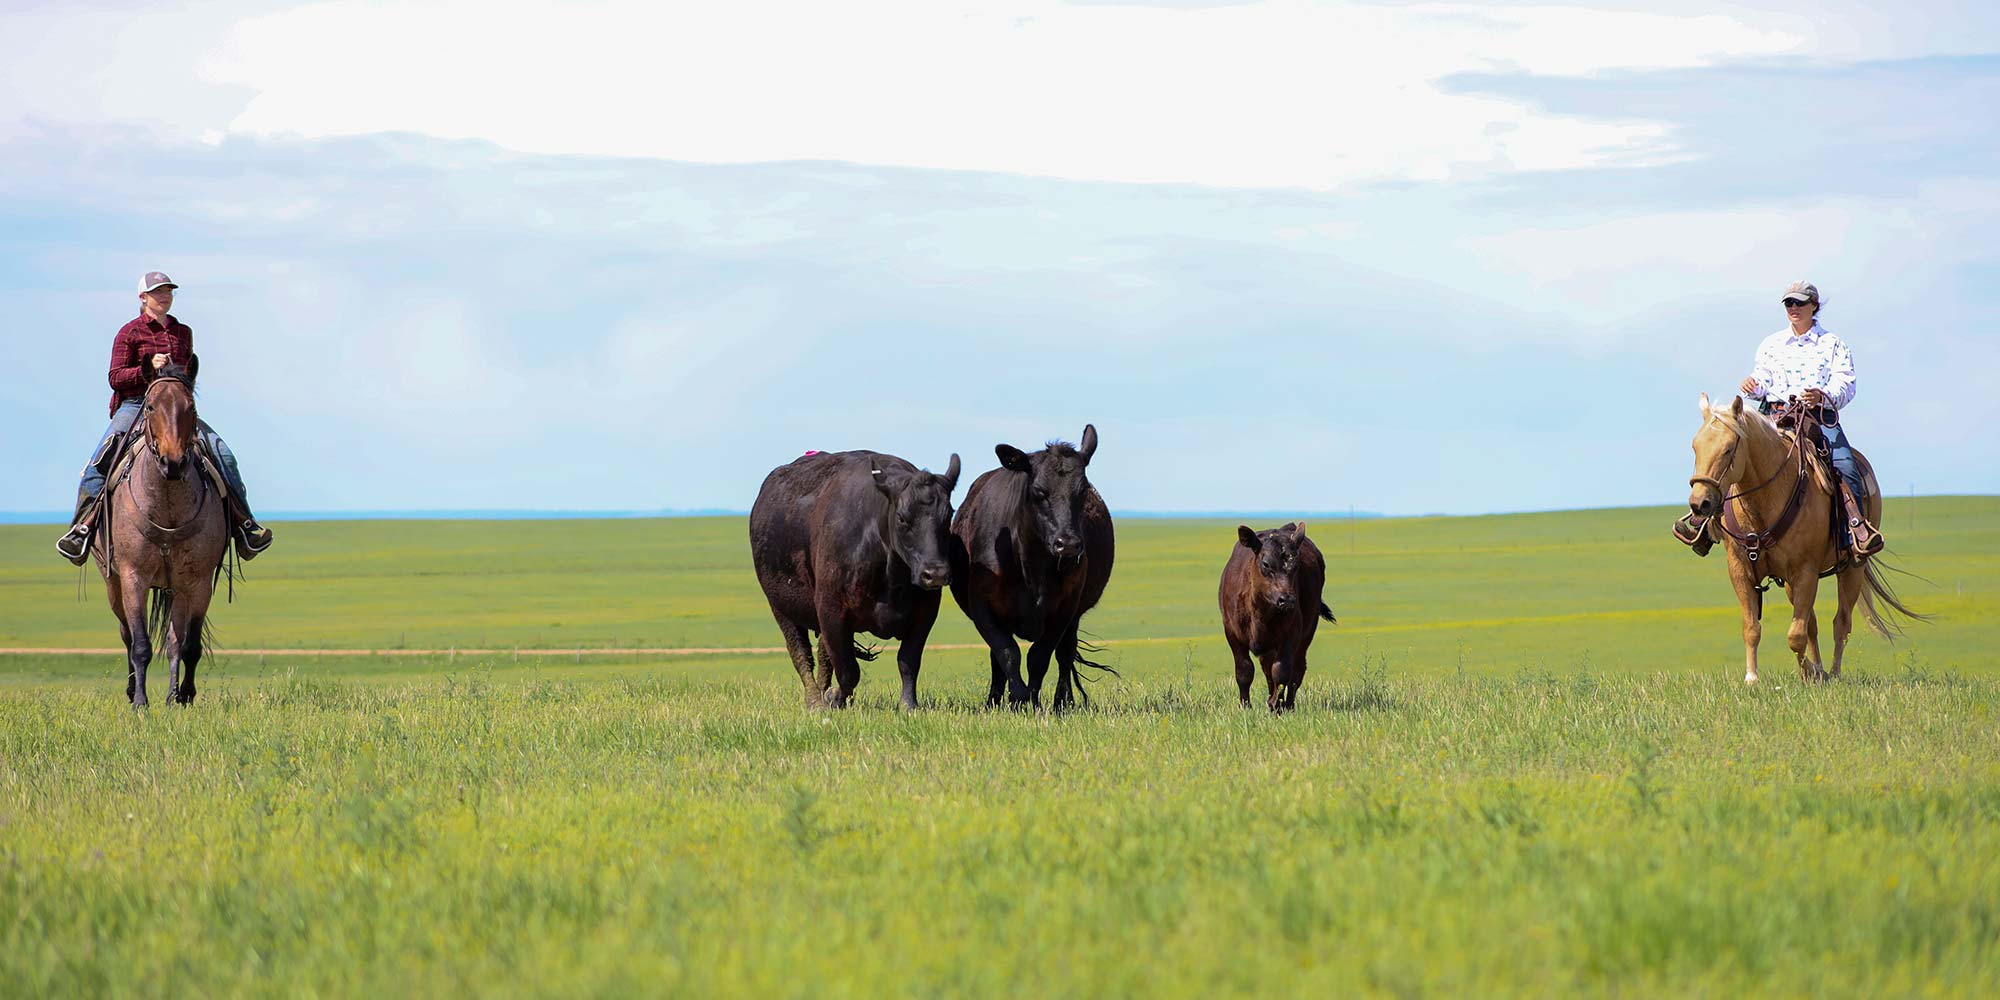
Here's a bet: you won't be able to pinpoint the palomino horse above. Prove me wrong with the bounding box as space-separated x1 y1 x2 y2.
1687 393 1918 684
93 366 229 707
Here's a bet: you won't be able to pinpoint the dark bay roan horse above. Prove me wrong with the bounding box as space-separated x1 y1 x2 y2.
749 450 961 709
94 366 229 707
949 424 1115 710
1219 522 1337 712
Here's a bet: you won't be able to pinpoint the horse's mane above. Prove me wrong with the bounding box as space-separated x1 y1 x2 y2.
154 363 197 394
1727 404 1835 496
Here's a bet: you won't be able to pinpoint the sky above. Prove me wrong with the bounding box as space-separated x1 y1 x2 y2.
2 0 1995 516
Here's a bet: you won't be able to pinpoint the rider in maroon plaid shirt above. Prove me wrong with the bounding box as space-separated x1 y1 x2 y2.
56 272 274 564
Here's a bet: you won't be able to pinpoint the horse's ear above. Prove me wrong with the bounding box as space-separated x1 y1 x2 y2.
1078 424 1098 465
1698 392 1711 419
941 453 961 493
1293 520 1308 540
997 444 1031 473
1238 525 1261 551
1730 395 1744 417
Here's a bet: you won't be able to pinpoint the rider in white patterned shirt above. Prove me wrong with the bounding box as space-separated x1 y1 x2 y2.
1675 281 1884 559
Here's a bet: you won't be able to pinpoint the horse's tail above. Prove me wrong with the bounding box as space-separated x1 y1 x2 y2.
1857 557 1930 640
1067 629 1120 706
147 588 174 653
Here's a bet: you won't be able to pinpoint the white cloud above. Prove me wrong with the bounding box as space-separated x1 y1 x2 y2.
5 0 1807 189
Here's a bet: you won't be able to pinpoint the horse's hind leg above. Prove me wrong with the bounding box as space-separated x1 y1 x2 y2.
1785 575 1825 682
1830 567 1863 679
174 612 206 704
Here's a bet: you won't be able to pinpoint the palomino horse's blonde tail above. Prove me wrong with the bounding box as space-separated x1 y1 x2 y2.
1858 557 1930 640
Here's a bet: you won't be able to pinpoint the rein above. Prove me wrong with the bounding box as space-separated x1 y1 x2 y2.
133 376 211 535
1698 401 1822 568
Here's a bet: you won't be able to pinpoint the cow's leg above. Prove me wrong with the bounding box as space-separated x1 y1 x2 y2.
1830 566 1862 679
1023 637 1057 709
894 596 939 711
818 623 861 710
1730 566 1764 685
120 583 153 708
1784 574 1824 682
1258 651 1281 713
1285 643 1309 711
1227 635 1255 707
1051 622 1080 712
968 609 1027 707
772 615 821 707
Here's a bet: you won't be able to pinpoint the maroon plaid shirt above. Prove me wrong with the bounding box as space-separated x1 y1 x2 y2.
108 313 195 416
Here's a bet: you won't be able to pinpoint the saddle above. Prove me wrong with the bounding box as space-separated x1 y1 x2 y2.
1718 398 1878 577
96 427 233 515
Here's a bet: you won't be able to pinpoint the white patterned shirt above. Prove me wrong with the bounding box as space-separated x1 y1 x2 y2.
1746 323 1856 409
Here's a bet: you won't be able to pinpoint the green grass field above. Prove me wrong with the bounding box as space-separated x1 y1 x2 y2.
3 500 1997 996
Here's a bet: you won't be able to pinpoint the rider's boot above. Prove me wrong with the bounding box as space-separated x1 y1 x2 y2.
1671 512 1714 557
229 494 274 561
55 490 99 566
1837 482 1884 560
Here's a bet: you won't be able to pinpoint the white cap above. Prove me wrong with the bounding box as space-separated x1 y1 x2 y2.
138 271 177 293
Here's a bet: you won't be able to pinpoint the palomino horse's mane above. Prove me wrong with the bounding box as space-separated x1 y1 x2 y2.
1709 399 1835 497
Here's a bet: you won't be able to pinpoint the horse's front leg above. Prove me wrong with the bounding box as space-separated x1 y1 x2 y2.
118 583 153 708
174 611 206 705
1785 574 1824 682
1729 566 1764 685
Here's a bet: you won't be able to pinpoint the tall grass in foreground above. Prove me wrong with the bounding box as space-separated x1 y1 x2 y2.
4 667 1996 997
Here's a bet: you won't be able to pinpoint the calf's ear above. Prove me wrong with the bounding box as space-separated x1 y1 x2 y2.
941 453 961 492
1237 525 1261 551
997 444 1032 473
1078 423 1098 465
870 458 895 498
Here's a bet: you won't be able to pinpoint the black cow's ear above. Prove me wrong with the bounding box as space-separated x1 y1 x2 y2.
997 444 1031 472
870 458 895 497
942 453 961 492
1079 424 1098 465
1292 520 1308 540
1238 525 1261 551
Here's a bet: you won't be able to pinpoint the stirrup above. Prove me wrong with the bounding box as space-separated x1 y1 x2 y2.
56 523 92 566
235 518 274 559
1671 514 1714 556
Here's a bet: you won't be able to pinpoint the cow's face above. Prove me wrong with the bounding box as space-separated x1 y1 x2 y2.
873 454 960 590
1238 522 1309 613
997 424 1097 561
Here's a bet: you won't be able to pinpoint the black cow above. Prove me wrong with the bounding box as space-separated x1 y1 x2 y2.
1219 522 1336 711
749 450 960 709
949 424 1115 710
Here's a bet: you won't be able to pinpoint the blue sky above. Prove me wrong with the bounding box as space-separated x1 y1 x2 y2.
2 0 1995 516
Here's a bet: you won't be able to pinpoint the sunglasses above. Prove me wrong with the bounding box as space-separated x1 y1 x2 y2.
1782 299 1814 308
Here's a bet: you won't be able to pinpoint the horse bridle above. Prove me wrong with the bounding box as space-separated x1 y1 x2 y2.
130 375 211 536
1689 401 1818 566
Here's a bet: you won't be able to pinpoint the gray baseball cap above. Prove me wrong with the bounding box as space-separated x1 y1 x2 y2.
1781 280 1819 304
138 271 178 293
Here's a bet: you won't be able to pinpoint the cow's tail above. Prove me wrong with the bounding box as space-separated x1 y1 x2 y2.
1068 630 1119 706
1318 601 1337 624
1858 557 1929 640
851 640 881 662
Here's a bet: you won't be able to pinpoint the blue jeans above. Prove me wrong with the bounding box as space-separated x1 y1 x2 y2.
79 399 248 503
